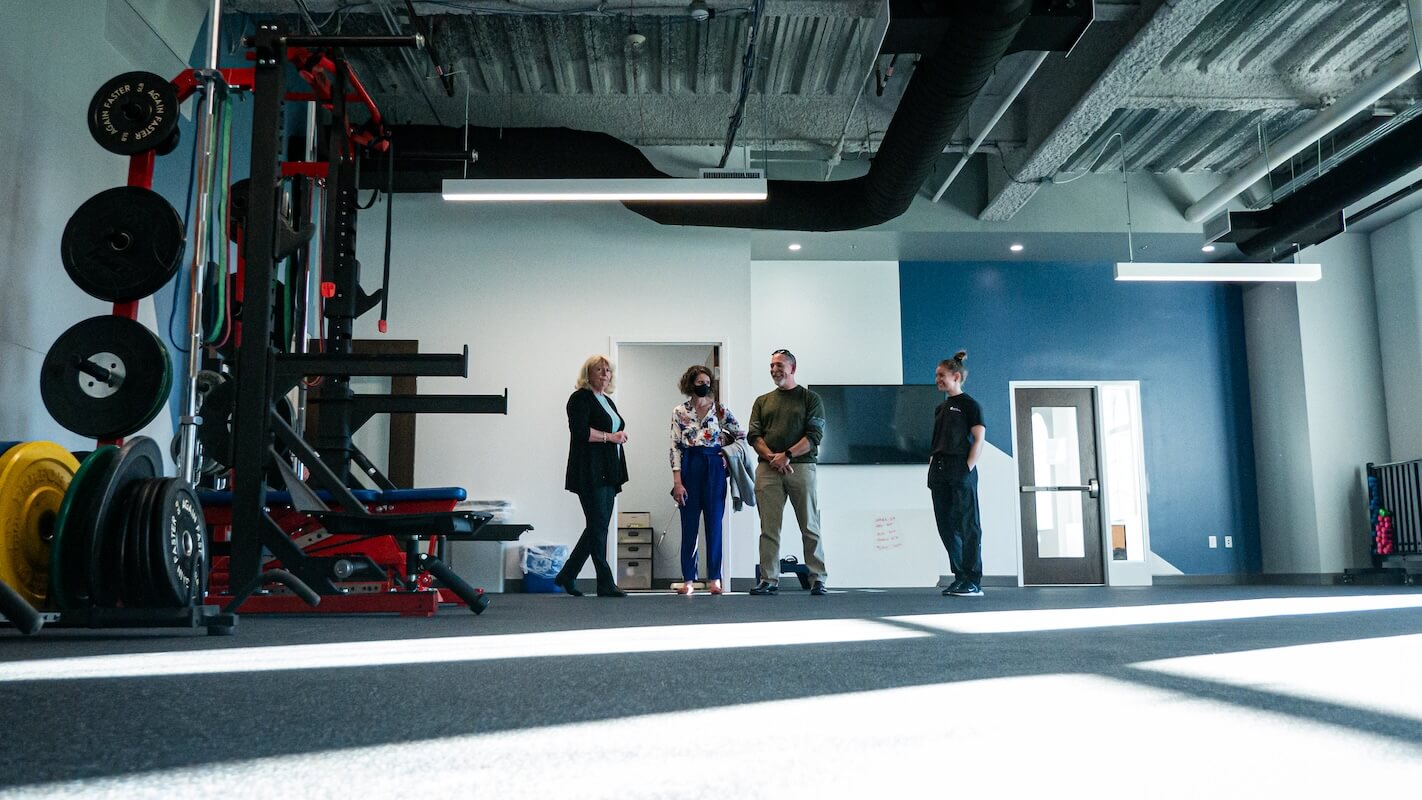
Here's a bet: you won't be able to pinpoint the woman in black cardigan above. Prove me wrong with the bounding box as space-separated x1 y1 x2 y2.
555 354 630 597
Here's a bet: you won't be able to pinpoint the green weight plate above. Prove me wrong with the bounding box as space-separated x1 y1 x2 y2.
86 437 161 608
40 316 171 440
49 446 117 611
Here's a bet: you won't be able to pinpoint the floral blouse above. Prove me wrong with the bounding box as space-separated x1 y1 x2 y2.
669 400 742 470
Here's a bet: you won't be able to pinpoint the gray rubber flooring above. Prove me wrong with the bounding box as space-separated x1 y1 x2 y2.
3 584 1421 797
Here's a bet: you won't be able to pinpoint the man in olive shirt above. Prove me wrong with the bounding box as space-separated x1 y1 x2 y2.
746 349 829 596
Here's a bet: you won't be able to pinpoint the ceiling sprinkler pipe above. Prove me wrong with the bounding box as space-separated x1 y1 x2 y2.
931 49 1048 203
1184 49 1420 224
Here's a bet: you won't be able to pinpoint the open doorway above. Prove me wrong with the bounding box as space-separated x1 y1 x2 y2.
614 341 725 589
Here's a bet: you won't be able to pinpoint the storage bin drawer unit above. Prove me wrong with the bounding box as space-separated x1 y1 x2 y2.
617 543 651 560
618 559 652 589
619 511 652 528
618 526 652 544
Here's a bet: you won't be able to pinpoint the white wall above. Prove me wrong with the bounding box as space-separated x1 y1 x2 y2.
1296 235 1390 570
1244 283 1320 572
1371 210 1422 462
0 2 181 455
353 197 753 582
1243 233 1390 574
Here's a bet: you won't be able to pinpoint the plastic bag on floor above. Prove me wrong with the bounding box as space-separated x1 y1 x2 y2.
522 544 570 593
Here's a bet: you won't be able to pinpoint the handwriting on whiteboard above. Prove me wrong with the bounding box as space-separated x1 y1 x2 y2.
874 515 901 550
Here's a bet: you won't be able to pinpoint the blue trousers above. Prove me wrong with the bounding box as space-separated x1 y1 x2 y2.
678 446 727 582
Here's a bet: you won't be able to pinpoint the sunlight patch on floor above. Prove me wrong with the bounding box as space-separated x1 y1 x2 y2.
1134 632 1422 723
887 593 1422 634
6 671 1420 797
0 618 927 682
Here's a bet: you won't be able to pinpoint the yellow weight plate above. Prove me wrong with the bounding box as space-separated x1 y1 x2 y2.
0 442 80 607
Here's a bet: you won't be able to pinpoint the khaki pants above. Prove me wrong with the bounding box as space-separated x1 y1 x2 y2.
755 462 827 584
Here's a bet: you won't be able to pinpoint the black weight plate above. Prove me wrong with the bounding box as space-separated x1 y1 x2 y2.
150 479 205 607
113 477 156 608
228 178 250 241
197 375 294 469
87 71 179 156
41 316 171 440
155 126 181 157
86 437 161 607
61 186 185 302
49 446 116 610
122 477 161 608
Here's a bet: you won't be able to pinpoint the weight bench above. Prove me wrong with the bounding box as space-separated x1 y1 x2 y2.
199 487 529 614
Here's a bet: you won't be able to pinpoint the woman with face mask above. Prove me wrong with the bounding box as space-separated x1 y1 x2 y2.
669 364 742 595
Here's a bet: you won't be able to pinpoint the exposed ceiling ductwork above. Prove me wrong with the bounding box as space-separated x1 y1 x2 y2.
364 1 1095 231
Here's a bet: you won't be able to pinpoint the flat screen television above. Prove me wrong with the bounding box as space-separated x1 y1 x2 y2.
809 384 946 465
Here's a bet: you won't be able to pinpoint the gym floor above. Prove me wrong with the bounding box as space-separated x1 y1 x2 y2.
2 584 1420 796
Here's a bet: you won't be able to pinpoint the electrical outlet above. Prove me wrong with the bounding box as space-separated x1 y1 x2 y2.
1224 536 1233 548
1208 535 1218 548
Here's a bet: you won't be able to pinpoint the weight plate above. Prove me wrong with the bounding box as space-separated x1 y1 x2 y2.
61 186 185 303
0 442 21 458
121 478 161 608
0 443 80 607
41 316 171 440
87 71 179 156
197 375 294 469
155 126 181 157
49 446 117 610
149 479 205 607
108 478 150 608
86 437 161 608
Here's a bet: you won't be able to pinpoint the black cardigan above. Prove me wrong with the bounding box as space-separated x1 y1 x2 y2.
565 388 629 493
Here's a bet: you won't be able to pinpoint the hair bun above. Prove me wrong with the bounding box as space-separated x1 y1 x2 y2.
954 350 968 361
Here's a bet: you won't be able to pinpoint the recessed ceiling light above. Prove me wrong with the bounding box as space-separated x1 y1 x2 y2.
1009 243 1024 252
788 243 802 251
1202 245 1216 253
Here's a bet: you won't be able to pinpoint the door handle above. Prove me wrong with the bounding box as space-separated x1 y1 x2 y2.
1021 478 1100 498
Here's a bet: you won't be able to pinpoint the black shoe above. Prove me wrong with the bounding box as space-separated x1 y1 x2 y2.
554 575 584 597
809 580 828 596
941 579 964 596
748 581 779 595
950 582 983 597
597 586 628 598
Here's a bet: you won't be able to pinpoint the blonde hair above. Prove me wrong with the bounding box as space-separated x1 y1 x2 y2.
575 354 616 393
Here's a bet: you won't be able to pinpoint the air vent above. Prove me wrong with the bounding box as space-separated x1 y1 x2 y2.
699 168 765 180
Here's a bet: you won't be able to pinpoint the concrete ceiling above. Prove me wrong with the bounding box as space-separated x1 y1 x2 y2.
227 0 1422 230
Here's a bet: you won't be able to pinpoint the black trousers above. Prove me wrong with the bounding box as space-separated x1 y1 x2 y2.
560 485 618 590
930 470 983 583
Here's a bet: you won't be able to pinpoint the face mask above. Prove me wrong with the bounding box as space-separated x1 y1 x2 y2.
693 384 712 397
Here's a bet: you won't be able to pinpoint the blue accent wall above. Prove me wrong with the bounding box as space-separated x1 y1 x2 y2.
899 261 1260 574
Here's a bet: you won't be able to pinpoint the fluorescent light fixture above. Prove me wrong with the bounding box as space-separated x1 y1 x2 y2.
1201 245 1216 253
442 177 768 202
1009 243 1024 252
1114 261 1321 282
788 243 802 251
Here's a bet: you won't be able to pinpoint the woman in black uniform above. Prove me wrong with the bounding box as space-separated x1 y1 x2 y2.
556 354 629 597
928 350 986 597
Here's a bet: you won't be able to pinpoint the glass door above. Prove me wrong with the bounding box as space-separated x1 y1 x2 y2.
1014 387 1104 585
